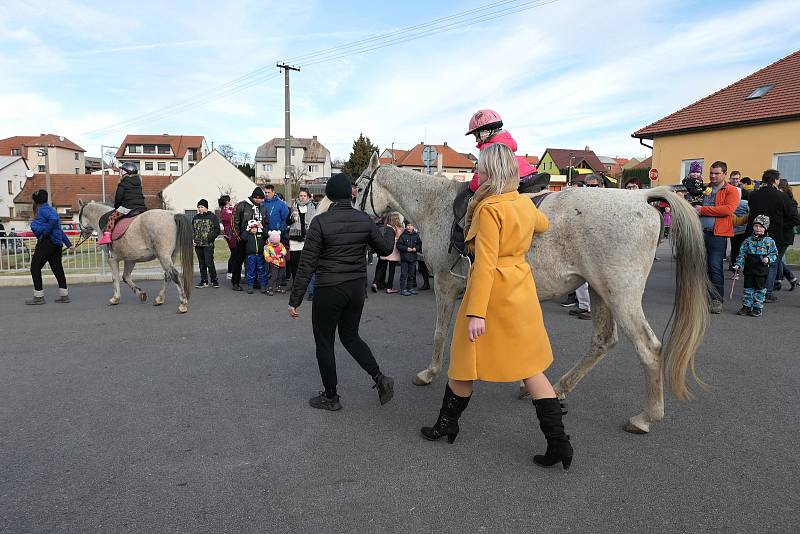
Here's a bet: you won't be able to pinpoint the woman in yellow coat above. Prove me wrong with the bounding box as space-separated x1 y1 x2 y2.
421 143 574 470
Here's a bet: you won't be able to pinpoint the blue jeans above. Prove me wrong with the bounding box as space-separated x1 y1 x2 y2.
704 232 727 301
246 254 267 287
307 274 316 297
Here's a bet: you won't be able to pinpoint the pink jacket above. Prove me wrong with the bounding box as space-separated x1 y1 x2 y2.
469 131 538 192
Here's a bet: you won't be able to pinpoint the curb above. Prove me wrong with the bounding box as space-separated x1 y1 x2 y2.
0 262 228 288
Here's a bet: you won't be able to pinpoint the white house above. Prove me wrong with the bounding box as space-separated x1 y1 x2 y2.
0 156 29 222
159 150 257 215
116 134 209 177
254 136 331 184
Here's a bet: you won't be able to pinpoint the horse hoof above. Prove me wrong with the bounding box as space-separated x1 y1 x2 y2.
139 292 147 303
623 421 649 434
413 371 432 386
153 300 164 307
108 298 120 306
177 305 188 314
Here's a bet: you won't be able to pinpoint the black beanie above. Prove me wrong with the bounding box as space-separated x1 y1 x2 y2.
197 198 209 209
251 187 265 199
326 173 352 200
32 189 48 204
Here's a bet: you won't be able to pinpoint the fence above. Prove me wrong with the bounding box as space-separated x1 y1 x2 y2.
0 236 106 274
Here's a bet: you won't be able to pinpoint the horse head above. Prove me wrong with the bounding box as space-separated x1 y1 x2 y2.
355 152 393 218
77 199 102 238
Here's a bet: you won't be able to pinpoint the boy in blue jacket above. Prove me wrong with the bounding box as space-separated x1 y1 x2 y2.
26 189 74 305
733 215 778 317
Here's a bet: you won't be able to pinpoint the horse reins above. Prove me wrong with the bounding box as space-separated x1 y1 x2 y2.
359 166 380 218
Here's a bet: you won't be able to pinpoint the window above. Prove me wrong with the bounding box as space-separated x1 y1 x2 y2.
75 168 80 174
263 164 272 172
128 145 142 154
308 165 318 173
11 148 20 156
157 145 171 154
38 165 45 172
745 84 774 100
170 162 179 172
291 148 296 156
158 162 166 171
7 180 12 194
74 152 79 160
8 207 14 218
187 148 196 161
143 145 156 154
774 152 800 185
681 158 704 178
184 209 197 218
145 162 153 171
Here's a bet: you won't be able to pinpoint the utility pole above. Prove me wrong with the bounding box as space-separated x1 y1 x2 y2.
277 63 300 201
36 147 52 199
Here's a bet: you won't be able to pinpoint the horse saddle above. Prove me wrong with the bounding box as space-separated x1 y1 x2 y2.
99 209 144 241
449 173 553 257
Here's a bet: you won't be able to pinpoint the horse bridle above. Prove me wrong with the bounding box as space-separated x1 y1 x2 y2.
358 166 380 217
73 203 94 248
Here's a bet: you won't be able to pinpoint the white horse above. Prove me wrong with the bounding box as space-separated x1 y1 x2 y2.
78 201 194 314
355 153 709 434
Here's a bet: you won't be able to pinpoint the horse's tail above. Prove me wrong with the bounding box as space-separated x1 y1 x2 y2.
645 187 709 400
174 213 193 299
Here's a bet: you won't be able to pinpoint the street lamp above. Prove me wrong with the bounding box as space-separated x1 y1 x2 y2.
568 153 574 185
100 145 120 204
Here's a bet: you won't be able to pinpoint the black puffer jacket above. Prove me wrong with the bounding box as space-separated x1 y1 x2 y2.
396 230 422 263
289 200 394 307
233 199 263 242
746 186 799 246
114 174 147 211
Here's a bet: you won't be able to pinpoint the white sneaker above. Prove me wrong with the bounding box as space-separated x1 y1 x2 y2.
226 273 233 279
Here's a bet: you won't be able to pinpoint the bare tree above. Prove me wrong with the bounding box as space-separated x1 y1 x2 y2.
217 144 236 162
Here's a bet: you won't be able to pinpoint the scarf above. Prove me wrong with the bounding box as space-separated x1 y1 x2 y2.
289 198 317 238
463 177 518 250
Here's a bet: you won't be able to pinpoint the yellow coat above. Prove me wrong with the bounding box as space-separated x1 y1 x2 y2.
448 191 554 382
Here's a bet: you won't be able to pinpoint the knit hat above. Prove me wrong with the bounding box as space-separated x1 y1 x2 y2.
689 161 703 174
267 230 281 244
753 214 770 230
197 198 208 209
325 173 352 200
32 189 48 204
251 187 265 199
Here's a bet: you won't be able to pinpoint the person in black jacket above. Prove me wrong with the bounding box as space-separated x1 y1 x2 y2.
745 169 800 302
288 173 395 411
192 199 221 288
229 187 265 291
396 220 422 296
97 162 147 245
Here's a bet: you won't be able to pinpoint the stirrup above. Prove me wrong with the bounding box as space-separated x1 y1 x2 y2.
448 254 472 280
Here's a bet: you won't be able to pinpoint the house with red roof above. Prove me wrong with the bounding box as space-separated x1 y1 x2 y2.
0 134 86 175
633 49 800 185
115 134 209 177
383 142 476 182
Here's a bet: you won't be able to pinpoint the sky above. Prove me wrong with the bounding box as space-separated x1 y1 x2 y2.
1 0 799 162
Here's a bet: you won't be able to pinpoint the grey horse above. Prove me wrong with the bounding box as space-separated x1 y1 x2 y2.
355 153 709 434
78 201 194 314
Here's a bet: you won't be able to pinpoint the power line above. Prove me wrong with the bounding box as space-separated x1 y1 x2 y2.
81 0 557 139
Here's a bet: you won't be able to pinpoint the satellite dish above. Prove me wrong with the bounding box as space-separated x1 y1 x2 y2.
25 170 35 178
59 136 65 141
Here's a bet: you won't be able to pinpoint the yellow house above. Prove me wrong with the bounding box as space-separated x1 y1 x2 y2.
633 49 800 188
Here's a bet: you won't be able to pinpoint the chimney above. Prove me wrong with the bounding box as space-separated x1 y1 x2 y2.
443 141 448 147
313 135 317 140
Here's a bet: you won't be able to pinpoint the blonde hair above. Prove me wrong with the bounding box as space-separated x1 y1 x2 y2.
477 143 518 195
386 212 402 228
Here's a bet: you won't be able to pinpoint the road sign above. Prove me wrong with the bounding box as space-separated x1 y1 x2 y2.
649 168 659 181
422 145 438 167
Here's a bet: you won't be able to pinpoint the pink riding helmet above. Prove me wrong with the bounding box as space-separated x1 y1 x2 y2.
465 109 503 135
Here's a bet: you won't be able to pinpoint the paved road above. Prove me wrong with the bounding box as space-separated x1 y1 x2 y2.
2 246 798 533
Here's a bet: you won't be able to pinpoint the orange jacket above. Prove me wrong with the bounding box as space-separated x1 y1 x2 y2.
698 182 739 237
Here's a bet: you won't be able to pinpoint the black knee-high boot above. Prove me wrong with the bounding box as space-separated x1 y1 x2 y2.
533 398 573 470
420 384 471 444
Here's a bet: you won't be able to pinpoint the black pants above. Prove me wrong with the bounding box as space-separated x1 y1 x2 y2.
31 236 66 291
414 260 430 288
287 249 302 282
312 278 380 394
230 240 247 285
268 264 284 291
227 246 237 276
400 260 417 290
195 245 217 283
372 259 398 289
